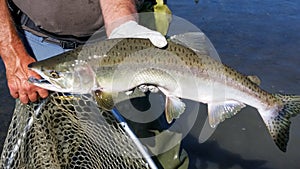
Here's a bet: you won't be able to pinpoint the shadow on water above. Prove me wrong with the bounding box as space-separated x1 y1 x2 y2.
182 135 269 169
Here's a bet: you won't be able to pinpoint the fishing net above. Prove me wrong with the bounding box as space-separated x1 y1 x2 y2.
0 92 152 169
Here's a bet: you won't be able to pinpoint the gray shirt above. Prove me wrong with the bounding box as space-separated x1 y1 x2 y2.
13 0 103 37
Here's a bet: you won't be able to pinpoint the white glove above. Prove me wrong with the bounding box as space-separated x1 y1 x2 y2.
108 20 167 48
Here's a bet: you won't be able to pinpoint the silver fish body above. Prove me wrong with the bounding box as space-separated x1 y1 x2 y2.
28 34 300 152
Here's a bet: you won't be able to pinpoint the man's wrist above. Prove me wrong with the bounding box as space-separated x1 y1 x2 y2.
99 0 137 36
0 38 30 68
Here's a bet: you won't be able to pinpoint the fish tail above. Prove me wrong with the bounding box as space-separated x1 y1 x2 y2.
260 94 300 152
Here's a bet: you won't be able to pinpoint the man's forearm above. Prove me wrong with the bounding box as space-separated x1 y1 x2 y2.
0 0 26 64
99 0 137 36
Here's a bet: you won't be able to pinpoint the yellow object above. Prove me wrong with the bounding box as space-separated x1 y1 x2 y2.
154 0 172 36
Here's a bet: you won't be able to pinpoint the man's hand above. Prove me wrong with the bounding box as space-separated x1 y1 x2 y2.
6 58 49 104
100 0 167 48
2 44 48 104
0 0 48 104
109 20 168 48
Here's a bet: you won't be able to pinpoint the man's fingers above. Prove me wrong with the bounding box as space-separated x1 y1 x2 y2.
8 79 49 103
28 92 38 103
28 70 49 99
28 85 49 102
19 87 48 104
8 84 19 99
148 34 168 48
37 88 49 99
10 91 19 99
19 93 29 104
109 20 168 48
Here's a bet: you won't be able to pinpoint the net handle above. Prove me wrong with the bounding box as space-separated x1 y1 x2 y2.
111 108 158 169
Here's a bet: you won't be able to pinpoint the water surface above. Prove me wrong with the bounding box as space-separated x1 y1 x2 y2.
0 0 299 169
168 0 300 169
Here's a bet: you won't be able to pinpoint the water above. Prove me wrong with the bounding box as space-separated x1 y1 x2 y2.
168 0 300 169
0 0 299 168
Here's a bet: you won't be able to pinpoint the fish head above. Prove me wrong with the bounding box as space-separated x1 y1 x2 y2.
28 56 97 94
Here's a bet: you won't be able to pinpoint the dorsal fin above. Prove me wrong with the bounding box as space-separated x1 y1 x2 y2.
170 32 221 61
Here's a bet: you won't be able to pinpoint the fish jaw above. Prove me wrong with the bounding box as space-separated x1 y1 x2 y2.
28 76 73 93
28 63 98 94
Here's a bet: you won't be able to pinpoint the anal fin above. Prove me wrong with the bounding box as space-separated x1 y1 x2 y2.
208 100 246 128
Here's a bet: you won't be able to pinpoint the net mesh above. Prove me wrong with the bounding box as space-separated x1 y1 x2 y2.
0 92 151 169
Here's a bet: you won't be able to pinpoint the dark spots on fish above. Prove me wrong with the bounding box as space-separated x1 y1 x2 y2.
224 66 230 73
112 58 121 64
178 47 182 53
245 81 249 86
248 85 255 91
134 46 139 50
129 45 133 50
266 95 273 102
180 57 184 62
174 46 177 51
185 53 189 58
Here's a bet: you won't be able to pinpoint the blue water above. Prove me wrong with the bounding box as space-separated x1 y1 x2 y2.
0 0 299 168
168 0 300 169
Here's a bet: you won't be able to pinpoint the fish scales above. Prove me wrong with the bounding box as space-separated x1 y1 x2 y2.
28 36 300 152
89 38 277 107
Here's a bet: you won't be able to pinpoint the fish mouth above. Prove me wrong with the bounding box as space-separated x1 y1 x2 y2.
28 76 71 93
28 76 51 85
28 66 68 92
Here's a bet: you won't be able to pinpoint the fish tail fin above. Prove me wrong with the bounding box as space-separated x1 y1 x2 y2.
260 94 300 152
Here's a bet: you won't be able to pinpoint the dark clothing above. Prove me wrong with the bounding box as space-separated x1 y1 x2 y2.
9 0 152 47
11 0 152 38
12 0 103 37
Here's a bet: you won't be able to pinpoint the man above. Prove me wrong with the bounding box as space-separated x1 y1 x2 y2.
0 0 189 168
0 0 167 104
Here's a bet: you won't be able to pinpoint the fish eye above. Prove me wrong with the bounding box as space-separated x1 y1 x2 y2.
49 70 60 78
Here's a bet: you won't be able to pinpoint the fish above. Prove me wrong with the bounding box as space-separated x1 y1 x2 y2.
28 32 300 152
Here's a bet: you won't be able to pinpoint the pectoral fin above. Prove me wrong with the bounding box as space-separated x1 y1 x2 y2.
94 90 114 110
208 100 246 128
165 96 186 124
